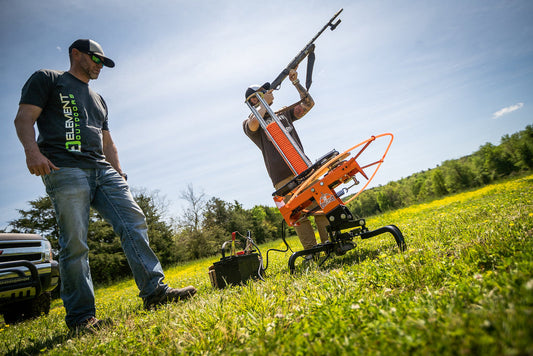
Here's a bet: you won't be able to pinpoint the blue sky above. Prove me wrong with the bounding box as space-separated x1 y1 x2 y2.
1 0 532 229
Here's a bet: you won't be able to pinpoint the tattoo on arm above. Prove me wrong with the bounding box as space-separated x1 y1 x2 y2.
293 82 315 118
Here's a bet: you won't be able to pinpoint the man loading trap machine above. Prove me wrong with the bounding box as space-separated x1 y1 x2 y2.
243 8 407 273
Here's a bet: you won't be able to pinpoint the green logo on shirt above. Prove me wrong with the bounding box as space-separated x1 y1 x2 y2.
60 93 81 152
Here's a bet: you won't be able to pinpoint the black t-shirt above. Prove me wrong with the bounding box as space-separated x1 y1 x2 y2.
243 107 309 186
19 69 111 168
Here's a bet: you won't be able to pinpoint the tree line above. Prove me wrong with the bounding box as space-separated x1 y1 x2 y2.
3 125 531 284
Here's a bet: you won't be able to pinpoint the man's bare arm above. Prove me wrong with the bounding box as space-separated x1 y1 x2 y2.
289 69 314 118
14 104 59 176
102 130 124 177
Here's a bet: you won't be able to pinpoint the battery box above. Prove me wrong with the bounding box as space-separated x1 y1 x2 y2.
208 253 263 289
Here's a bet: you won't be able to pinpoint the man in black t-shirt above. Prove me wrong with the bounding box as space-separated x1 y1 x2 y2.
243 69 330 250
14 39 196 333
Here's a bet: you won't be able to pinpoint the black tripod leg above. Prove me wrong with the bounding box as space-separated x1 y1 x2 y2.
360 224 407 251
288 250 308 274
288 244 333 274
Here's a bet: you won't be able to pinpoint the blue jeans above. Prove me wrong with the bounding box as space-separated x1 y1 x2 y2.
42 167 167 326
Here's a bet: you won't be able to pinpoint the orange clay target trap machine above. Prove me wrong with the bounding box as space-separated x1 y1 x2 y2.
245 9 406 273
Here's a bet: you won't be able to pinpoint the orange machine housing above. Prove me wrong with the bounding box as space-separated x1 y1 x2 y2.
273 133 394 227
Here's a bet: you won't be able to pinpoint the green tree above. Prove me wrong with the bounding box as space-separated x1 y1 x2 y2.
6 196 59 250
376 184 403 212
431 168 448 195
86 217 128 284
202 197 235 252
349 189 381 217
443 160 476 192
175 184 210 260
134 189 180 266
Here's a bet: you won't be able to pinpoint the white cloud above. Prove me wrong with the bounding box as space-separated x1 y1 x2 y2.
492 102 524 119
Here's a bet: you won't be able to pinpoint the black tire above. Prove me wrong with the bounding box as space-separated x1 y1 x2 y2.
2 292 51 324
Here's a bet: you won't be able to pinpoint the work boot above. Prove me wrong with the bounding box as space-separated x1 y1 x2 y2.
68 317 113 335
143 286 197 310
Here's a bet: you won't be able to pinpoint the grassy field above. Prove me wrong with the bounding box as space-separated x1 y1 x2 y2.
2 174 532 355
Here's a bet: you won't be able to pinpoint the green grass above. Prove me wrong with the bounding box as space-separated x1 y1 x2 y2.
2 175 532 355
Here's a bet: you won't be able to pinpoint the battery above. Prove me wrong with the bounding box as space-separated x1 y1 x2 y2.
208 253 263 289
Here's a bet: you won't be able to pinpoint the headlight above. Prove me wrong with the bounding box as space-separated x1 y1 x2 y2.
43 240 52 262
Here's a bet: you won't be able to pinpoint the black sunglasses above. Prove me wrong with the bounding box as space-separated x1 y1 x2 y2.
84 52 104 65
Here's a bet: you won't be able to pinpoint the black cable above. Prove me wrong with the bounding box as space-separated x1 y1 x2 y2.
264 220 293 270
235 230 266 281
